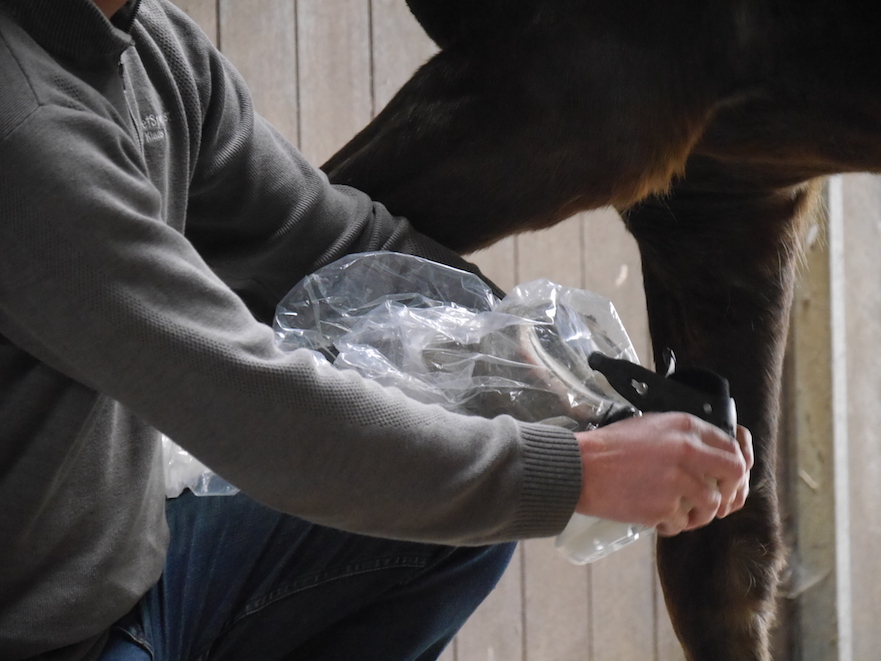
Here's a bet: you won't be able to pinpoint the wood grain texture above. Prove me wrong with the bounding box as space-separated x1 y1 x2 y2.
842 173 881 661
369 0 438 110
218 0 299 146
782 192 845 661
591 538 656 661
170 0 217 44
522 538 591 661
297 0 372 165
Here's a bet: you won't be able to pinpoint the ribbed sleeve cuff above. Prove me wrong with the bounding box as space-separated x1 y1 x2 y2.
507 421 583 540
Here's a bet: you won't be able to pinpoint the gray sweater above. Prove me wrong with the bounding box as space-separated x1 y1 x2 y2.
0 0 582 658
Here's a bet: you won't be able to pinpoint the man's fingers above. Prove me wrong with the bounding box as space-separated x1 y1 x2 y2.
656 522 684 537
693 422 753 520
656 504 690 537
736 425 754 470
666 415 753 526
679 420 746 487
732 479 749 512
690 451 743 509
689 417 741 458
574 413 753 532
680 475 723 526
657 492 718 537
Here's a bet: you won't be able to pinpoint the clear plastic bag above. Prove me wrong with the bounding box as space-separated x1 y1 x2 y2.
274 252 639 431
274 252 648 563
162 435 239 498
164 251 649 560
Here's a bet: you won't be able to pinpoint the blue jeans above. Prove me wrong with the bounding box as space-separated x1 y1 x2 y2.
98 492 516 661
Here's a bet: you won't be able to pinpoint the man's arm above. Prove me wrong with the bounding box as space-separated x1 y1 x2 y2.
0 93 584 545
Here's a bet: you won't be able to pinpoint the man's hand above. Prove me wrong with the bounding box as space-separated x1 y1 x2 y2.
574 412 753 537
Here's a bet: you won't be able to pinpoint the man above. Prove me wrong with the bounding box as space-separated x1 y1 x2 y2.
0 0 752 659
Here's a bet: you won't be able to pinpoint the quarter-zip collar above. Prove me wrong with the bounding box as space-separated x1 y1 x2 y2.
0 0 141 65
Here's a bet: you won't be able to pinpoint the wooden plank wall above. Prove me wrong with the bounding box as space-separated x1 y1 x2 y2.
769 174 881 661
165 2 881 659
840 174 881 661
780 181 849 660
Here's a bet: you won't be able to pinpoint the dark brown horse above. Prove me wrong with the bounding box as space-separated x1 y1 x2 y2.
323 2 881 659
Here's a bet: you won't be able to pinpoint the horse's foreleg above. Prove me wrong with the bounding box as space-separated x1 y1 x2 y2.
623 167 821 661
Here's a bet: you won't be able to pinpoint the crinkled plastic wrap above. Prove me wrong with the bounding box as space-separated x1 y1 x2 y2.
162 435 239 498
164 251 645 562
274 252 639 431
272 252 648 564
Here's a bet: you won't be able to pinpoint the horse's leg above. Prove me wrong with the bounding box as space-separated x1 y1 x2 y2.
324 40 715 253
622 161 821 661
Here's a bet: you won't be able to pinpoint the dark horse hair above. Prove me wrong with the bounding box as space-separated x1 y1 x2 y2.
324 2 881 659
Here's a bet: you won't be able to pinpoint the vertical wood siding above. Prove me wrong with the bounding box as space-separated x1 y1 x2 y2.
841 175 881 661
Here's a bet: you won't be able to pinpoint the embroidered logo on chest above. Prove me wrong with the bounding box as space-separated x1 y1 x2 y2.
140 111 171 144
